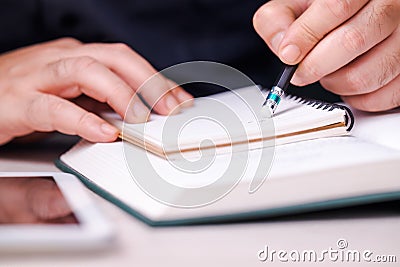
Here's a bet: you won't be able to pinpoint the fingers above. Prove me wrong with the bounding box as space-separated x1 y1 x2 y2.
254 0 309 54
25 93 119 142
167 79 194 108
0 38 194 144
9 39 191 118
320 27 400 96
292 0 400 85
72 43 185 115
136 73 182 115
342 74 400 112
278 0 369 64
38 56 150 123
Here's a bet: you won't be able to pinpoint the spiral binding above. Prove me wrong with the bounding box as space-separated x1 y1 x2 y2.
265 89 355 131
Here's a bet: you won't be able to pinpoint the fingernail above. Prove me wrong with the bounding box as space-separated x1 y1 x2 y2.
174 89 194 108
271 31 285 53
291 72 305 86
280 44 301 64
132 102 149 122
101 123 118 136
165 94 180 114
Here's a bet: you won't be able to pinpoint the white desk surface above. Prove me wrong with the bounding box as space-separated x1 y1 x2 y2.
1 138 399 267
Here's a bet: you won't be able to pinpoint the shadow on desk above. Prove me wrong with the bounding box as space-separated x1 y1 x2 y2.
188 200 400 227
0 133 79 164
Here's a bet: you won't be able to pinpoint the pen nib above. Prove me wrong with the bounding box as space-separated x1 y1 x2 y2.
261 101 274 118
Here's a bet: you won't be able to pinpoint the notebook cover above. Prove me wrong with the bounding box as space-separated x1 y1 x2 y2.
55 159 400 227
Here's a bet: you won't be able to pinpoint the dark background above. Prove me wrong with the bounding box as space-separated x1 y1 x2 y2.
0 0 340 101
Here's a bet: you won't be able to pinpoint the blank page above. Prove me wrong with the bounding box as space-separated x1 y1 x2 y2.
103 86 350 156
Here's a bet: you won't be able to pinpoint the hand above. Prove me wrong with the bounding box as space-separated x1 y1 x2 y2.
253 0 400 111
0 177 74 224
0 38 193 145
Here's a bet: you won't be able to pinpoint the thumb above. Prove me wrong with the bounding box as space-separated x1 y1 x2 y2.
277 0 369 64
253 0 309 55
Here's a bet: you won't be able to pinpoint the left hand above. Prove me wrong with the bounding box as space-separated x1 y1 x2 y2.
253 0 400 111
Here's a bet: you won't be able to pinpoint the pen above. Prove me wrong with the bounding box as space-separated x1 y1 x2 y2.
262 64 298 117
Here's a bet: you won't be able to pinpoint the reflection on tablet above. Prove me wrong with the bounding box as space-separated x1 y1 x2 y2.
0 177 78 224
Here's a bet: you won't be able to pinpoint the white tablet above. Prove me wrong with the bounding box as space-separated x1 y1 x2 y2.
0 172 114 251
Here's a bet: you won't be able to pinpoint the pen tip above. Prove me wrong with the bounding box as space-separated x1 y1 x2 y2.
261 103 274 118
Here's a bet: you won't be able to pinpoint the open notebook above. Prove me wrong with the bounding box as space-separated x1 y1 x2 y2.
56 86 400 226
102 86 354 158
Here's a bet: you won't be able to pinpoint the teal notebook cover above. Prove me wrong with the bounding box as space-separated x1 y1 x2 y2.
55 159 400 227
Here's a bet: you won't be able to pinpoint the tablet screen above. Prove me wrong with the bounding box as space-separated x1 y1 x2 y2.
0 177 78 224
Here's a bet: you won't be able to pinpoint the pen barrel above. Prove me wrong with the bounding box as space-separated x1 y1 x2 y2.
275 64 298 90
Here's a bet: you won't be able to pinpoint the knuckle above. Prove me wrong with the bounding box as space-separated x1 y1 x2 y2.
111 42 131 53
38 46 63 58
371 2 397 23
105 81 129 104
113 80 129 94
341 27 366 53
50 59 71 79
364 2 399 38
77 112 96 129
51 56 99 77
324 0 352 20
57 37 82 46
50 56 98 80
253 3 273 31
297 21 321 44
73 56 98 71
46 95 66 119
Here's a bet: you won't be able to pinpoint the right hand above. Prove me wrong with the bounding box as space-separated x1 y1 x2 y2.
0 38 193 145
253 0 400 112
